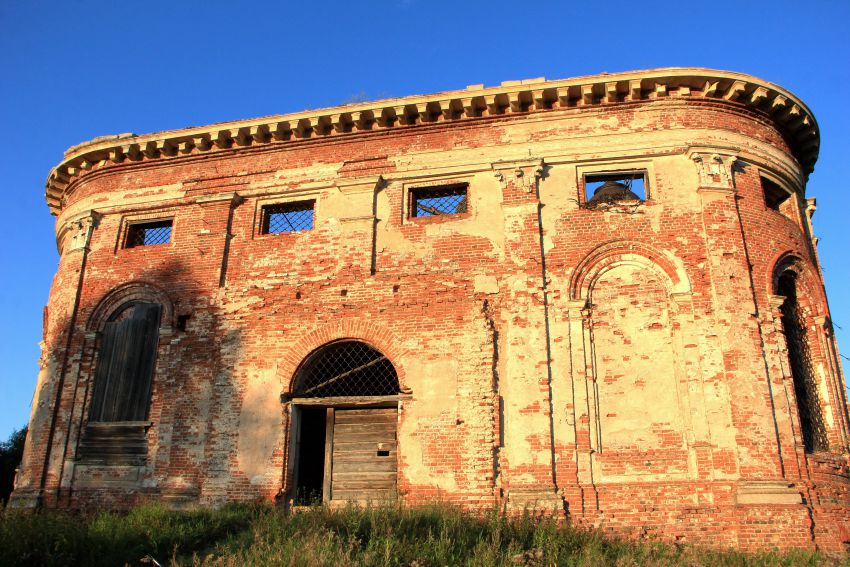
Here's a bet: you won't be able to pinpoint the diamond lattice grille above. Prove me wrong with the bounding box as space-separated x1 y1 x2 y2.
126 220 172 247
263 202 314 233
294 341 399 398
411 185 468 217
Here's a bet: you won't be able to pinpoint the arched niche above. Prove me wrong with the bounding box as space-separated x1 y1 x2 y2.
571 242 694 481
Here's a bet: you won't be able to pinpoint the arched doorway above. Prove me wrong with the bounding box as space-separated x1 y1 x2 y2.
288 340 401 504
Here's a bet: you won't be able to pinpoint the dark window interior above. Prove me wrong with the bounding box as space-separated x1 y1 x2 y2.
762 177 791 211
410 184 468 217
262 201 315 234
125 220 173 247
89 302 161 422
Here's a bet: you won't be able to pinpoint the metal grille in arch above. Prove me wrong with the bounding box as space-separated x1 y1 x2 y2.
293 341 399 398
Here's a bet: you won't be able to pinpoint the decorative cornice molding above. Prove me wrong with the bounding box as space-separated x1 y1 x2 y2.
45 68 820 216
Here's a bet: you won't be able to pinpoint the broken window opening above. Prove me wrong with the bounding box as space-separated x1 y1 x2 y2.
262 201 315 234
125 219 173 248
777 273 829 452
293 340 400 398
762 176 791 211
410 184 468 218
584 171 646 207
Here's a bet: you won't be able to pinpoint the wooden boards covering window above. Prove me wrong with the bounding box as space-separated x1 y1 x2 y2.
89 303 161 422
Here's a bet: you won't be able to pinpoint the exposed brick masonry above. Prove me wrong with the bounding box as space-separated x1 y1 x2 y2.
12 69 850 554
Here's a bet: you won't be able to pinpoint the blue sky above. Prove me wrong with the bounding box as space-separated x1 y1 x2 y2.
1 1 848 439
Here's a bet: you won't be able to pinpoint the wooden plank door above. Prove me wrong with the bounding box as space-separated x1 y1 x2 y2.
329 408 397 503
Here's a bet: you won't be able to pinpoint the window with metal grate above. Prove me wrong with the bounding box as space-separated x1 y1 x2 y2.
261 201 315 234
125 220 173 248
410 184 468 218
293 340 399 398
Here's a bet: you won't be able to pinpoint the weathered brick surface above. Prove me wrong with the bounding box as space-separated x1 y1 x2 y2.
11 69 850 553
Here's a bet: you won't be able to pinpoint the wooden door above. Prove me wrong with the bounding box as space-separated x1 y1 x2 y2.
329 408 397 503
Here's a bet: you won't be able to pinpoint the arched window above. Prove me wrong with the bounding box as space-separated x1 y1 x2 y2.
777 272 828 452
89 302 162 422
292 340 399 398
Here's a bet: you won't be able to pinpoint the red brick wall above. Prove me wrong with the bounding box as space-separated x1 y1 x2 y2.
13 95 850 553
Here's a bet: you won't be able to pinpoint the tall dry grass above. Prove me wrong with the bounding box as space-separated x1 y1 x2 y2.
1 502 844 566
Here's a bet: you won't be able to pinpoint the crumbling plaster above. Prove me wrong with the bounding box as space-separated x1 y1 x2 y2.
13 68 850 553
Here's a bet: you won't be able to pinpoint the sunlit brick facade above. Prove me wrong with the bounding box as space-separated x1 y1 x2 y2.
12 68 850 552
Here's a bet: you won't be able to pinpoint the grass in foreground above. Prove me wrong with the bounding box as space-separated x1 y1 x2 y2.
1 503 846 567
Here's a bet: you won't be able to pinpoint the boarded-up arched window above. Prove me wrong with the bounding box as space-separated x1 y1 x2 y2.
89 302 162 422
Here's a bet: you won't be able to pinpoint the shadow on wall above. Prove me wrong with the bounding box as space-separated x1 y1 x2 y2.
19 252 257 509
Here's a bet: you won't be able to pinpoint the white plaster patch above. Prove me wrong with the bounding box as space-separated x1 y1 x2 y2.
237 370 280 484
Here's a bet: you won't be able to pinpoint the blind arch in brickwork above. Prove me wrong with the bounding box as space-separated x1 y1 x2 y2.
570 240 690 302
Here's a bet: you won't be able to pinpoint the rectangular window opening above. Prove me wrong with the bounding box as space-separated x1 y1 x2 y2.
410 184 468 218
762 177 791 211
584 171 647 204
125 219 173 248
262 201 315 234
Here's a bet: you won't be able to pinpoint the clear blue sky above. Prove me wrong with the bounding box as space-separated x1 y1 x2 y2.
1 1 848 440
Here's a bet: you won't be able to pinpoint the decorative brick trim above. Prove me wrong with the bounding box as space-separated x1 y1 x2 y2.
86 282 174 332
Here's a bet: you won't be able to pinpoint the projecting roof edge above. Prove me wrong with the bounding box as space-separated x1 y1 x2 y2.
45 67 819 215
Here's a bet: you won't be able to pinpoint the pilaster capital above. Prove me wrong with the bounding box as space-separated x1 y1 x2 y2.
335 175 384 227
59 210 100 255
688 147 738 192
335 174 385 195
806 197 817 220
194 191 242 206
492 158 545 193
814 315 833 336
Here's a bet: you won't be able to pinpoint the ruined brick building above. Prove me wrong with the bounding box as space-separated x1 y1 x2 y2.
10 68 850 552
